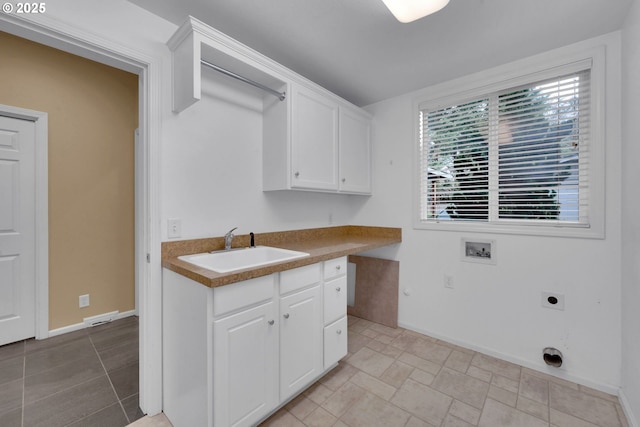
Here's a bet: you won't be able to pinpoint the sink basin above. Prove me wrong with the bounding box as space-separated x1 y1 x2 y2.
178 246 310 273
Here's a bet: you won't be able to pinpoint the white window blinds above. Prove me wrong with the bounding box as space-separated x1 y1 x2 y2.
419 68 591 227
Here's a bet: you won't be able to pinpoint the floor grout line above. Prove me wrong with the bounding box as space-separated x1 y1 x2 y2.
88 327 132 425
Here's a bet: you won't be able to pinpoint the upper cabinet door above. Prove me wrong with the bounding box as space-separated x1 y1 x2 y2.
291 85 339 191
339 107 372 194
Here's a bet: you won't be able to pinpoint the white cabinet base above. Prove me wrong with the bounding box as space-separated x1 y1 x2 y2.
162 256 349 427
324 316 348 369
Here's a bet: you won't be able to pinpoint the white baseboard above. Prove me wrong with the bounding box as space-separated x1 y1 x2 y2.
398 321 621 396
48 309 136 338
619 390 639 427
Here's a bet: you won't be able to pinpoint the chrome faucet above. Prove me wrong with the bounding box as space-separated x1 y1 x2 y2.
224 227 237 250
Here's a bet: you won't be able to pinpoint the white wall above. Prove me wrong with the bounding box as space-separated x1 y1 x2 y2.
10 0 636 418
357 33 624 393
621 0 640 424
18 0 366 242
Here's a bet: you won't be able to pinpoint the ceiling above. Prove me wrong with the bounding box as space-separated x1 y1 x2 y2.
129 0 633 107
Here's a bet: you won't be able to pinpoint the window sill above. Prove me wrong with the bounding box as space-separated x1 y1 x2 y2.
413 219 604 239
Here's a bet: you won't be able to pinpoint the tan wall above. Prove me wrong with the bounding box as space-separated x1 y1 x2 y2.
1 31 138 330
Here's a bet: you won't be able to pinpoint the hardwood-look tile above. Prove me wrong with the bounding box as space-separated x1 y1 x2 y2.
24 330 89 355
25 336 95 377
0 355 24 385
98 339 139 372
66 402 129 427
89 318 138 353
0 340 24 362
22 375 118 427
121 394 145 424
24 352 104 404
0 378 23 414
109 361 139 400
0 407 21 427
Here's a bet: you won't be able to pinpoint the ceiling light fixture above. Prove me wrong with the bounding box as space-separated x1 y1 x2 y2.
381 0 450 23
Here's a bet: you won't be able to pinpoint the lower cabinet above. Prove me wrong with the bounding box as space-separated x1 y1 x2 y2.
213 301 278 427
162 257 347 427
279 285 322 402
324 316 348 368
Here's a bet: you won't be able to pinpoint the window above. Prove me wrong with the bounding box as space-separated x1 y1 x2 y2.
415 53 604 237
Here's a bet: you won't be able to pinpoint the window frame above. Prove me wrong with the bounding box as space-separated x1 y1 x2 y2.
412 44 606 239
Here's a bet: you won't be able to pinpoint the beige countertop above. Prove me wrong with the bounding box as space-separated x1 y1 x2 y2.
161 225 402 287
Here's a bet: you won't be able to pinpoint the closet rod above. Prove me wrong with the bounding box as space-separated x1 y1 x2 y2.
201 59 286 101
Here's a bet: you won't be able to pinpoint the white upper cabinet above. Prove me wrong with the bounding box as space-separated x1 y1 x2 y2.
339 107 372 194
264 83 372 194
290 85 339 191
167 17 372 196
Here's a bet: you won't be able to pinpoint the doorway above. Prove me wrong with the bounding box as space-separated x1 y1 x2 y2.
0 19 162 415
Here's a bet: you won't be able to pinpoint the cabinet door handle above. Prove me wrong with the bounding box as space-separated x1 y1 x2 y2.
336 329 342 335
336 287 341 292
342 178 346 183
336 265 341 270
268 320 275 325
294 171 300 178
283 313 290 319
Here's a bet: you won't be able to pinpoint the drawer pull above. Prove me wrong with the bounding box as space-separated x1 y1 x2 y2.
283 313 290 319
336 287 341 292
336 329 342 335
336 265 341 270
268 320 275 325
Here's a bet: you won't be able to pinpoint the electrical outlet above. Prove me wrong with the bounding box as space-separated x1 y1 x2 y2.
79 294 90 308
541 292 565 310
444 275 454 289
167 218 182 238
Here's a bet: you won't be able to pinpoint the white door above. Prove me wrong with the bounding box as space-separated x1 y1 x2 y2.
0 115 36 346
291 85 339 191
339 107 372 194
279 285 322 401
213 302 278 427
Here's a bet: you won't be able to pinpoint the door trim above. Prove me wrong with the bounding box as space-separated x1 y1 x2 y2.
0 14 163 415
0 105 48 340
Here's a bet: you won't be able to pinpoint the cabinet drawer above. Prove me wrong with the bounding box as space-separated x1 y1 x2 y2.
323 257 346 280
323 276 347 325
213 274 275 318
324 316 348 369
280 263 321 295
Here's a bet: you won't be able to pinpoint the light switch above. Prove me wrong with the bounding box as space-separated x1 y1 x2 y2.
168 219 182 238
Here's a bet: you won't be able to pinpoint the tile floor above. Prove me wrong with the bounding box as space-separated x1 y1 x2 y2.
1 315 631 427
259 316 630 427
0 316 142 427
